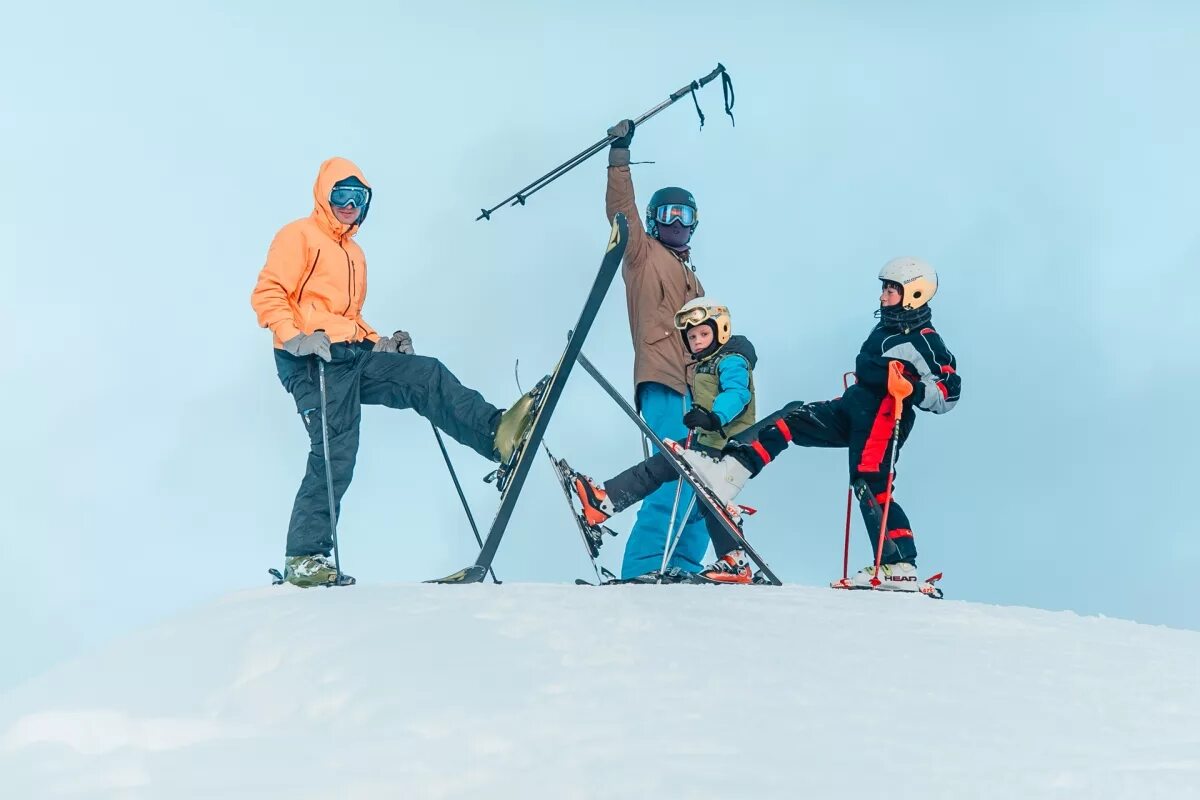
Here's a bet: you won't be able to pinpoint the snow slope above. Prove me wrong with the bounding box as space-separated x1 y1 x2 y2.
2 582 1197 799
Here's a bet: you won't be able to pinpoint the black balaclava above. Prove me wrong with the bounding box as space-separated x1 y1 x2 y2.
656 221 693 251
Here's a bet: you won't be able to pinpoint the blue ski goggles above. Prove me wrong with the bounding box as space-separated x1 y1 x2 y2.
654 203 697 227
329 185 370 209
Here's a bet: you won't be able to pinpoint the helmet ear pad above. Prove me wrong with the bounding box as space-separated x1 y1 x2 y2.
878 257 937 310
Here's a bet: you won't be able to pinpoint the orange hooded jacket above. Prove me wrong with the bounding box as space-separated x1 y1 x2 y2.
251 157 379 348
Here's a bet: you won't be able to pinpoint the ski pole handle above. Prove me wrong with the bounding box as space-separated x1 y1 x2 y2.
668 63 726 101
887 360 913 417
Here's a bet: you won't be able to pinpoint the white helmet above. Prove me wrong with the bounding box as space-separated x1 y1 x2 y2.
879 257 937 310
674 297 732 345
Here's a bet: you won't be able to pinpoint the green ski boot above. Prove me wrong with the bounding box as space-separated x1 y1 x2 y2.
493 377 547 462
282 554 353 588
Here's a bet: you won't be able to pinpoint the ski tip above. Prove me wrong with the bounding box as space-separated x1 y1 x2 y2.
425 564 488 585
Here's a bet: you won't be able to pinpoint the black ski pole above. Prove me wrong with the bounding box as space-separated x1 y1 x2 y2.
429 422 500 583
476 63 735 221
317 360 344 581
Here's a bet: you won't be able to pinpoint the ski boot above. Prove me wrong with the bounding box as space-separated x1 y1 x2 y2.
281 554 355 588
841 561 920 591
571 472 616 527
493 377 547 462
692 549 753 584
669 442 751 506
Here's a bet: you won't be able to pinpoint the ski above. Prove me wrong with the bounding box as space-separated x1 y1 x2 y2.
576 567 692 586
829 571 943 599
575 351 782 586
426 214 629 584
545 447 618 584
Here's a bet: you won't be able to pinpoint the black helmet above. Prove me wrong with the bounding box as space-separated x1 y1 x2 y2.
645 186 698 239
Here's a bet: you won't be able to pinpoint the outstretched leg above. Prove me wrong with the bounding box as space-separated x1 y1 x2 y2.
360 352 503 461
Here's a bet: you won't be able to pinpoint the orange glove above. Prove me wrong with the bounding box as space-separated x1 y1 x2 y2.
887 360 914 400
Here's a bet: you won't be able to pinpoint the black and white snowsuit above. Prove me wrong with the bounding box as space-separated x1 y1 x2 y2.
730 314 960 565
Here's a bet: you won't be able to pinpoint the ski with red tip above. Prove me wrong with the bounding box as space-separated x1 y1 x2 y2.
830 571 943 599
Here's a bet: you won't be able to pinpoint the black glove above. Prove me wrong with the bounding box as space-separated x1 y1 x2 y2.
607 119 635 167
607 119 635 148
683 406 723 433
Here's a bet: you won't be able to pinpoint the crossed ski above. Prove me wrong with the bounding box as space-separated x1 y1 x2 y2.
426 214 629 584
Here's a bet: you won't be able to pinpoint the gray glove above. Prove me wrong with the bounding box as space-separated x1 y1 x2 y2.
607 119 634 167
372 329 414 355
282 331 332 362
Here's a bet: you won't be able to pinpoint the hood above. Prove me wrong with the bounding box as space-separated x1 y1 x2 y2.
312 157 372 240
699 334 757 368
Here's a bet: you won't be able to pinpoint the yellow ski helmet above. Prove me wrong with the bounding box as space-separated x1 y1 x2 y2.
674 297 732 346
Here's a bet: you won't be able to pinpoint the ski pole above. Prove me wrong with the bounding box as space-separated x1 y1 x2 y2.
840 371 856 583
429 423 500 584
476 63 735 221
658 428 695 581
871 362 913 586
317 359 344 581
661 494 698 580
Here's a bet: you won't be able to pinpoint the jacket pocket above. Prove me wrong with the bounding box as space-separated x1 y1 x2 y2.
643 329 673 346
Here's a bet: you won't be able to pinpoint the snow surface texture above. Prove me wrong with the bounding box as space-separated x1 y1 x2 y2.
2 583 1197 799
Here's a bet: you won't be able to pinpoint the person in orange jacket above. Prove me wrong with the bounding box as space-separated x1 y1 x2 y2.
251 157 535 587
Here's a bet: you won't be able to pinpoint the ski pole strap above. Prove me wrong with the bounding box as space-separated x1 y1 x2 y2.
721 69 735 126
690 85 706 129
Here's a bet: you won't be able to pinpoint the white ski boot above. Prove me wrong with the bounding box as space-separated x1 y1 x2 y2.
667 440 750 506
844 561 921 591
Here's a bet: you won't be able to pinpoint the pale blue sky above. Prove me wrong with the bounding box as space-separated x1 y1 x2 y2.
2 0 1197 689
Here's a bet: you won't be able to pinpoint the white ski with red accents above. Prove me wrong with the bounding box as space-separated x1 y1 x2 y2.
830 571 944 599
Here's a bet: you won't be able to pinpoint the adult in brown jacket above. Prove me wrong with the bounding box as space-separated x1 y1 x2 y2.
604 119 710 580
251 157 535 587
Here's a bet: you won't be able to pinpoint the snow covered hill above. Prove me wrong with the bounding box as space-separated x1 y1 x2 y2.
2 582 1197 799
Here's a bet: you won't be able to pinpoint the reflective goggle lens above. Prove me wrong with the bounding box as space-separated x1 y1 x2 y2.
655 203 696 227
673 306 710 329
330 186 370 209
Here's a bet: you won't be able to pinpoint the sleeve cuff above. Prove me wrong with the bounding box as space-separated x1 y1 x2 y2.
608 148 630 167
273 321 302 343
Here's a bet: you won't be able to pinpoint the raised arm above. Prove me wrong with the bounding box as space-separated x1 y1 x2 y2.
604 120 649 264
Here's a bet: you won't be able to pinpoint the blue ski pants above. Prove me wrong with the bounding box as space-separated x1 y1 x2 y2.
620 383 709 578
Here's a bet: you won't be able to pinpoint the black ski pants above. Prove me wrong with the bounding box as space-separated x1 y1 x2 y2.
274 342 501 557
748 390 918 564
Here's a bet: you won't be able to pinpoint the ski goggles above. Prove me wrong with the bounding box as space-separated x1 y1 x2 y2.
654 203 697 227
674 304 728 330
329 185 370 209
